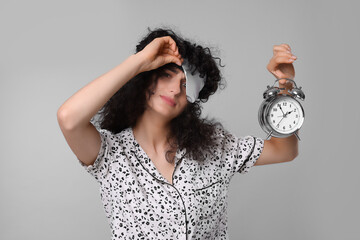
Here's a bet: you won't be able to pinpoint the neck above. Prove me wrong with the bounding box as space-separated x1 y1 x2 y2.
132 109 174 155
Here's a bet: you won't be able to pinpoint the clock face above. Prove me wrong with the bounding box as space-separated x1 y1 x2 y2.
267 97 304 134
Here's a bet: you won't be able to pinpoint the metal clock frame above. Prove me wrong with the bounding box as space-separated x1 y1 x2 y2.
258 78 305 141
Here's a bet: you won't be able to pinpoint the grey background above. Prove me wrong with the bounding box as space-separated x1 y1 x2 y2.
1 0 359 239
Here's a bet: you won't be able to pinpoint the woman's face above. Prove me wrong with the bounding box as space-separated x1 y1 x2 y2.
145 67 188 121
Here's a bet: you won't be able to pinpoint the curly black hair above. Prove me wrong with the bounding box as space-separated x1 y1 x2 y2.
92 27 226 163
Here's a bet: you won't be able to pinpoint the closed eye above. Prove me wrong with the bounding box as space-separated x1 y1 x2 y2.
159 72 171 78
158 69 172 78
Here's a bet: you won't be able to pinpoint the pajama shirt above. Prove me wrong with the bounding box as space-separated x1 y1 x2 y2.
78 125 264 240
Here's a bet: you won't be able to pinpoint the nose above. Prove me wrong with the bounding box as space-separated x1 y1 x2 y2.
169 81 181 95
169 74 185 95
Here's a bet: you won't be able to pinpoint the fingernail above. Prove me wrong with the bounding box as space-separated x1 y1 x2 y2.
291 55 297 59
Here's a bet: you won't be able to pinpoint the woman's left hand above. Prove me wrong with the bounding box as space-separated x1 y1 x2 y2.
267 44 297 85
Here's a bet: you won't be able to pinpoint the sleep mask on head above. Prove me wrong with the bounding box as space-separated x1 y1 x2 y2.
181 60 205 103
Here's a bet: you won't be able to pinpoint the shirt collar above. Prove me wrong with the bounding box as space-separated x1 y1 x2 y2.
124 127 186 184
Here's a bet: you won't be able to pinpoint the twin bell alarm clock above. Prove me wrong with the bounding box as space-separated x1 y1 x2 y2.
258 78 305 140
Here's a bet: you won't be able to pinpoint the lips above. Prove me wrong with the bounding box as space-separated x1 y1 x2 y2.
160 95 176 106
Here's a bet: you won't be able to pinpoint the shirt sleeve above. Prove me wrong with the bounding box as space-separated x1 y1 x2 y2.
235 135 264 174
77 128 114 183
214 126 265 177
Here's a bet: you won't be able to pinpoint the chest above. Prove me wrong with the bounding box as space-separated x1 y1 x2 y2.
148 154 176 185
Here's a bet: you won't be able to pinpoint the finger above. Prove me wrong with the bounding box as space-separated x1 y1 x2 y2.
274 55 297 64
163 54 183 66
275 52 297 61
273 45 291 54
274 43 291 52
280 43 291 51
267 56 295 73
161 36 177 52
162 47 178 56
279 79 287 85
162 44 181 59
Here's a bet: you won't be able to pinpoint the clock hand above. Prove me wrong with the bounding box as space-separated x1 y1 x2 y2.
284 110 294 117
277 116 285 126
278 105 285 115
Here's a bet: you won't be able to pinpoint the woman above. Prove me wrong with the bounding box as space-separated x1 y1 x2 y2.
57 28 298 239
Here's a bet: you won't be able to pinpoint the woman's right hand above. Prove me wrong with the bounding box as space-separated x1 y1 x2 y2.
135 36 183 73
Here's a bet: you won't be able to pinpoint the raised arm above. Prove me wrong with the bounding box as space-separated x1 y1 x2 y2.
255 43 299 166
57 36 183 166
57 55 140 130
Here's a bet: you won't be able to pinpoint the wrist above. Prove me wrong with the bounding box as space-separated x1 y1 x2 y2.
127 53 148 76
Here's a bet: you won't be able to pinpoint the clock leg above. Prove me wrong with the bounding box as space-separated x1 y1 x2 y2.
266 131 273 140
294 131 301 141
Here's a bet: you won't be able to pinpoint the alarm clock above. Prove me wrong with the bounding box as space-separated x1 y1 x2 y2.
258 78 305 140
